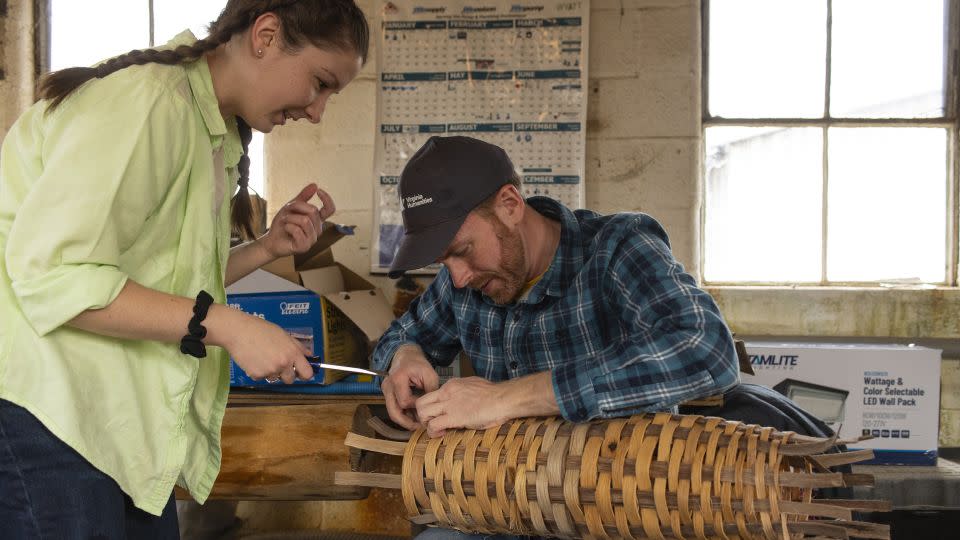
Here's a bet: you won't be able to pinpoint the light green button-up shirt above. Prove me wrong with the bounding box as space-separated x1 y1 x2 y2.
0 32 240 515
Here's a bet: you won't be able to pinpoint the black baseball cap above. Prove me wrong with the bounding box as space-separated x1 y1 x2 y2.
388 136 516 278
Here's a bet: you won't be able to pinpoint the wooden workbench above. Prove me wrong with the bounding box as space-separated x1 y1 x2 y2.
178 391 412 537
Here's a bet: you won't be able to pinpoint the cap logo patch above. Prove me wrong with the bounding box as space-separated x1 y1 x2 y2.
404 193 434 209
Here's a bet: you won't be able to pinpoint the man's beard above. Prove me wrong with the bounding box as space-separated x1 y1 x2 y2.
468 217 526 305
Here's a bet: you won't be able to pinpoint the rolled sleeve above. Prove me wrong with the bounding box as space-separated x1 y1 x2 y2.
3 79 190 336
552 361 598 422
10 264 128 336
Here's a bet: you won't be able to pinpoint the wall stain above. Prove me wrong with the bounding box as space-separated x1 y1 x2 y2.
605 149 663 184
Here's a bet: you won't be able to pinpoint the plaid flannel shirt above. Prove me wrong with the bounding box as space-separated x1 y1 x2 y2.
373 197 740 421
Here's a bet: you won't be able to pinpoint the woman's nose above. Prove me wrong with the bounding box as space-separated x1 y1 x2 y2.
304 94 330 124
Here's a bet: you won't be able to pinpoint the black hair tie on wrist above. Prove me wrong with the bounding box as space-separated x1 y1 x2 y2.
180 290 214 358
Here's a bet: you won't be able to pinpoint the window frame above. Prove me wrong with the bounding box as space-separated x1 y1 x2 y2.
700 0 960 287
37 0 158 73
34 0 51 83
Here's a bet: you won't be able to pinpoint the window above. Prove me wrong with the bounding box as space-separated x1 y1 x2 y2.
702 0 957 285
48 0 266 196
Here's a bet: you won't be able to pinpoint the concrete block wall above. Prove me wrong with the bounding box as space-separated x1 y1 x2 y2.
942 359 960 446
266 0 705 292
586 0 701 274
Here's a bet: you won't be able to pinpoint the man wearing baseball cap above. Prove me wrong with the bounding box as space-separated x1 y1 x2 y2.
374 136 740 440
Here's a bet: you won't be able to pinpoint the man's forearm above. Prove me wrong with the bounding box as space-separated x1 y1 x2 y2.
415 370 561 437
386 343 427 370
498 371 561 420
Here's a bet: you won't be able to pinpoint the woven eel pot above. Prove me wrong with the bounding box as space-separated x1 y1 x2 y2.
336 412 891 539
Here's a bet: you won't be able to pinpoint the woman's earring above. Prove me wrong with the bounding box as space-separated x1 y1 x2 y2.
256 48 263 58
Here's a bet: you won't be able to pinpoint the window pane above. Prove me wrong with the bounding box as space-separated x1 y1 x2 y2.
827 128 946 282
831 1 945 118
708 0 826 118
153 0 226 43
704 127 823 282
50 1 149 70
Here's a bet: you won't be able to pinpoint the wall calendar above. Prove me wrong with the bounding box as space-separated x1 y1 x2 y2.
371 0 589 273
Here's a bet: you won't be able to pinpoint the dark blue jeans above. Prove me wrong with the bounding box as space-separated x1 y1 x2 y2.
0 399 179 539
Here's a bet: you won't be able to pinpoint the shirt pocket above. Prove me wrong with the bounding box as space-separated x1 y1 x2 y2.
463 322 502 350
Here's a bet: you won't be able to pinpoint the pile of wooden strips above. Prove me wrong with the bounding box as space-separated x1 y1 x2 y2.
337 412 890 539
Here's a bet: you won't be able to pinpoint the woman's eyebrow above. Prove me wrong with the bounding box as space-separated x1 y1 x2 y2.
320 68 341 90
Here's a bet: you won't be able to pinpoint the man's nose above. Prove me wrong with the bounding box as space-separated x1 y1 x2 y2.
446 260 473 289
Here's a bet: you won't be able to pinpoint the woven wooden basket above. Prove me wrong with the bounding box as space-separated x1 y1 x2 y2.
337 412 890 539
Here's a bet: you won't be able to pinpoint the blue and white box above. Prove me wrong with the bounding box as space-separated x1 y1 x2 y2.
744 342 942 465
226 289 330 386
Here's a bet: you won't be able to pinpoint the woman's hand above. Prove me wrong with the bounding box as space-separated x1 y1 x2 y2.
217 307 315 384
259 183 336 258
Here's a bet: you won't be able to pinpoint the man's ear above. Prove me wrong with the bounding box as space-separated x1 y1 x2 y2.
493 184 525 227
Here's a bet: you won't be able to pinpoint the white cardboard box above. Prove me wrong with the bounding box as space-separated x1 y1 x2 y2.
743 342 941 465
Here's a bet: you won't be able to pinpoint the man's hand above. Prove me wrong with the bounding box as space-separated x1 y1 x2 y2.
415 371 561 438
381 346 440 430
415 377 511 438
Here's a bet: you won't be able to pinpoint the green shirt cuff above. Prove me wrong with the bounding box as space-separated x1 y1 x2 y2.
11 264 128 336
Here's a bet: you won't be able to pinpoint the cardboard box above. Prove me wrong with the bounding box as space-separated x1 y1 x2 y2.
743 342 942 465
226 225 395 387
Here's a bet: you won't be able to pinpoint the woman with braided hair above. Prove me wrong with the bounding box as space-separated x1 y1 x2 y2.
0 1 368 536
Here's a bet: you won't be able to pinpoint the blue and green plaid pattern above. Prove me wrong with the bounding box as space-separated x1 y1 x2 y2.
373 197 740 421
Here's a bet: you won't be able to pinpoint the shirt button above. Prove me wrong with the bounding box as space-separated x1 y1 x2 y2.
509 361 518 369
